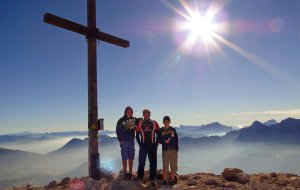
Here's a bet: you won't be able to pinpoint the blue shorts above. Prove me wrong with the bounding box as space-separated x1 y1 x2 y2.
120 141 135 160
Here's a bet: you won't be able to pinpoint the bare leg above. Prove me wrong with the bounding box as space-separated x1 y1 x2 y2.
122 160 127 174
128 159 133 174
163 170 168 181
171 172 175 180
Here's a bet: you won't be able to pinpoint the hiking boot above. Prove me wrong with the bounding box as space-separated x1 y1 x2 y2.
162 180 168 185
133 176 142 181
169 179 175 186
150 180 157 186
126 173 133 180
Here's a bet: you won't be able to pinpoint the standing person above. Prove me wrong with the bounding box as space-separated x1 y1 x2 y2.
136 109 160 185
158 116 179 186
116 106 136 180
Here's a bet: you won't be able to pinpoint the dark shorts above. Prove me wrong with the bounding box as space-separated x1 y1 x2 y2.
120 141 135 160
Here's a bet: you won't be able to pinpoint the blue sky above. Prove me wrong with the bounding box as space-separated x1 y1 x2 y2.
0 0 300 133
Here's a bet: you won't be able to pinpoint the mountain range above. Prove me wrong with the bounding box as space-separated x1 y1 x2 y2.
229 117 300 144
176 122 237 138
1 118 300 188
0 130 116 144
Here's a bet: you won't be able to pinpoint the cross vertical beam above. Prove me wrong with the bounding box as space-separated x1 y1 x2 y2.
43 0 129 181
87 0 100 180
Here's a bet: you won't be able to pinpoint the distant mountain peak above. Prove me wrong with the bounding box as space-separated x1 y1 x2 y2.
208 122 221 126
278 117 300 127
263 119 278 126
250 121 265 128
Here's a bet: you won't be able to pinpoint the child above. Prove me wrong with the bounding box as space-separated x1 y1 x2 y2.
116 106 136 180
158 116 179 186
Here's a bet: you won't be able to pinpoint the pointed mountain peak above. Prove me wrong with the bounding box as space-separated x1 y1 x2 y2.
250 121 265 128
263 119 278 126
279 117 300 126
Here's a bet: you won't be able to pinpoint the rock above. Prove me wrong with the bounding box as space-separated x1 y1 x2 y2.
282 188 293 190
85 178 111 190
216 182 226 188
221 168 243 181
249 180 275 190
59 177 71 186
204 178 217 185
192 175 201 180
173 184 189 190
277 179 289 186
118 180 146 190
186 177 197 186
286 173 297 178
98 178 111 190
226 183 236 188
291 177 300 188
260 175 270 181
207 173 216 176
45 180 59 188
270 172 277 178
26 181 32 189
69 178 85 190
237 173 250 184
179 175 189 181
100 167 117 180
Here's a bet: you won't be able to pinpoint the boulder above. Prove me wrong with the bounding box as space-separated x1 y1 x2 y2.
237 173 250 184
69 178 85 190
186 177 197 186
59 177 71 186
204 178 217 185
221 168 243 181
45 180 59 189
270 172 277 178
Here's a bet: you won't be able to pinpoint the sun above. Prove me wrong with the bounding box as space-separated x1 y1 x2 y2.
170 1 229 57
184 13 217 41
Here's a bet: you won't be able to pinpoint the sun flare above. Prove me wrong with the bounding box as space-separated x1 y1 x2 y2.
169 1 229 57
185 13 217 41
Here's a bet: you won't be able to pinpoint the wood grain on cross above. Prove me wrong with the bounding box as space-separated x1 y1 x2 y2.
44 0 129 180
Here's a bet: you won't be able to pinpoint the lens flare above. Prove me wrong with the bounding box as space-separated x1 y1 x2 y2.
101 159 114 171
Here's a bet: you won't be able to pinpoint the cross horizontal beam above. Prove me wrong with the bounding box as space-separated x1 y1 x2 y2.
44 13 129 48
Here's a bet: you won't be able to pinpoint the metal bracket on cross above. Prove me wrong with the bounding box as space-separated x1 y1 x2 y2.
98 119 104 130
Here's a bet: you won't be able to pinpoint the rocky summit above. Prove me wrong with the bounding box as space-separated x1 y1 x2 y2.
4 168 300 190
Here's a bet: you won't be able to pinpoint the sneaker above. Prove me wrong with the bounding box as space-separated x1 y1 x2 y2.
150 180 157 186
125 173 130 179
162 180 168 185
169 179 175 186
133 176 142 181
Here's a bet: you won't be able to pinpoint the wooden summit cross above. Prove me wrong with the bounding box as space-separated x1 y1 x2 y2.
44 0 129 180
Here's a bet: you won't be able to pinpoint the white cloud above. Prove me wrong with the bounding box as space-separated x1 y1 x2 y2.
230 108 300 117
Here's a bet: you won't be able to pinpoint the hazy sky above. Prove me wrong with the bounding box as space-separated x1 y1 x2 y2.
1 0 300 133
